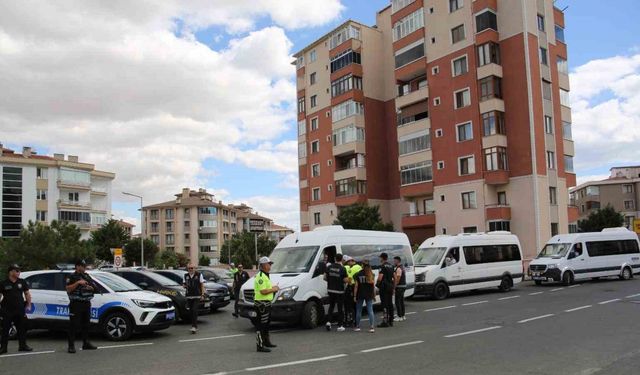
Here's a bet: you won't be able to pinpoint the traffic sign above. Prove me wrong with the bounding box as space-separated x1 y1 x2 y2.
113 248 123 268
633 219 640 235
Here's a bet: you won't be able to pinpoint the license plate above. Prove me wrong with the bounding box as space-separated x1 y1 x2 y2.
204 302 211 308
166 311 175 320
533 277 545 281
532 272 540 277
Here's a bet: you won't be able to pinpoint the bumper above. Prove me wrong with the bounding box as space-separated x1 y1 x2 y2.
530 268 561 282
414 283 435 296
136 310 175 332
210 295 231 309
237 300 305 322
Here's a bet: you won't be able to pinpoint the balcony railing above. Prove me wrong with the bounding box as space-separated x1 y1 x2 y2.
57 179 91 188
58 199 91 209
402 211 435 217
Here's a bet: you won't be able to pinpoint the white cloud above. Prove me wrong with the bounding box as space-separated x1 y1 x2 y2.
234 195 300 231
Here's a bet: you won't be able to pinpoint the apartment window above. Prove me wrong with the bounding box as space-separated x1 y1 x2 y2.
560 89 571 107
546 151 556 170
437 161 445 170
540 47 548 65
393 8 425 42
456 122 473 142
329 25 361 49
454 88 471 109
395 40 425 69
166 221 173 233
400 162 433 185
562 121 572 140
310 72 317 85
332 100 364 123
551 223 559 237
459 156 475 176
398 110 429 127
68 192 79 202
489 221 510 232
452 55 468 76
484 147 508 171
557 57 568 74
463 226 477 233
542 80 552 100
296 56 304 69
549 187 557 205
312 187 321 201
564 155 574 173
298 97 305 113
150 235 160 245
391 0 416 13
166 234 175 245
150 209 159 220
298 120 306 136
333 125 365 146
310 49 317 62
476 11 497 33
335 178 367 197
35 210 46 222
544 116 553 134
328 184 333 192
313 212 321 225
36 189 47 201
311 164 320 177
434 97 441 106
498 191 507 205
198 207 216 215
311 140 320 154
586 186 600 196
36 168 48 179
199 220 216 228
399 131 431 155
451 24 465 43
537 14 545 32
477 42 500 66
623 184 634 194
482 111 506 136
449 0 463 12
569 224 578 233
479 76 502 101
331 74 362 97
184 221 190 229
310 95 317 108
330 49 361 73
298 142 307 159
624 200 636 210
555 25 565 43
151 222 159 233
461 191 477 209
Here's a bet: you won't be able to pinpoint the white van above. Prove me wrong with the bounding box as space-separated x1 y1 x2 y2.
413 232 524 300
237 226 414 328
529 228 640 285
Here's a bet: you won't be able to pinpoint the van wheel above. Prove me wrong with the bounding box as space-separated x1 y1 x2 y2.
534 280 543 286
102 311 133 341
620 267 633 281
562 271 574 286
301 301 321 329
498 276 512 292
433 282 449 300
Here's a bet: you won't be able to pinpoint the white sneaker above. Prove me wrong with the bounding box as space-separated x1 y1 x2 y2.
353 327 361 332
325 322 331 331
190 327 197 334
402 316 407 321
394 317 402 322
337 326 346 332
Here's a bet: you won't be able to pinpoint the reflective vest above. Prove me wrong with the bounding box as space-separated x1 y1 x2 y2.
254 271 273 301
347 264 362 285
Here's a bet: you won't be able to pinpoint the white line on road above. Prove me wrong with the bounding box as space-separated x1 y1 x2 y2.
568 285 581 288
444 326 502 338
518 314 555 324
179 334 246 343
462 300 489 306
598 298 621 305
97 342 154 350
551 288 565 292
0 350 56 358
498 295 521 301
565 305 592 313
424 305 457 312
405 312 417 315
625 293 640 298
529 292 544 296
245 354 348 371
360 340 423 353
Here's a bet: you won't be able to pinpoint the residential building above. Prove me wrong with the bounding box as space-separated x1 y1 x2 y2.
267 224 295 242
571 166 640 230
116 219 136 237
294 0 575 261
0 144 115 239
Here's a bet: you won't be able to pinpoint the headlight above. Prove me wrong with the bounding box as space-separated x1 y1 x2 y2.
177 290 186 297
276 286 298 301
547 264 558 269
132 299 156 308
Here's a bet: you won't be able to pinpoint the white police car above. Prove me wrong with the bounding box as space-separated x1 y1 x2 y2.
21 270 176 341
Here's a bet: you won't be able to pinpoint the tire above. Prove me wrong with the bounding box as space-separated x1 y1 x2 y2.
498 276 512 292
620 267 632 281
300 301 322 329
562 271 574 286
102 311 133 341
432 282 449 300
534 280 543 286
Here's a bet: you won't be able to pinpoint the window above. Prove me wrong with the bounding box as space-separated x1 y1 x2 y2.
400 162 433 185
560 89 571 107
58 211 91 223
562 121 572 140
457 122 473 142
150 210 159 220
310 72 316 85
395 40 425 68
433 97 441 106
332 100 364 122
476 11 497 33
296 56 304 69
68 192 79 202
432 66 440 75
459 156 475 176
549 187 557 205
586 240 640 257
539 47 548 65
489 221 510 232
497 191 507 205
312 188 321 201
331 74 362 97
484 147 508 171
150 235 160 244
166 234 175 245
151 222 159 232
477 42 500 66
569 224 578 233
329 25 361 49
544 116 553 134
464 244 521 264
333 125 365 146
311 117 319 131
36 168 48 179
624 200 635 210
313 212 321 225
184 220 190 229
454 88 471 109
625 216 634 229
36 210 47 222
437 161 445 170
310 50 317 62
452 56 468 76
546 151 556 170
391 0 416 13
330 49 361 73
451 24 465 43
479 76 502 101
542 80 552 100
36 189 47 200
482 111 506 136
398 110 429 127
198 207 216 215
435 129 443 137
298 120 306 136
537 14 545 32
399 131 430 155
335 178 367 196
328 184 333 192
26 273 61 290
586 186 600 196
298 142 307 159
311 140 320 154
623 184 634 194
555 25 565 43
298 97 305 113
393 9 425 42
557 57 568 74
461 191 477 209
310 95 317 108
311 164 320 177
166 221 174 233
449 0 463 12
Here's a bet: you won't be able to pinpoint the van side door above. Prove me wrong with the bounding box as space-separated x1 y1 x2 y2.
567 242 588 279
442 247 464 292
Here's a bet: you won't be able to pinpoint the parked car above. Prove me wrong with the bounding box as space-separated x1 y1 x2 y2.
20 270 175 341
107 269 209 322
153 269 231 311
197 267 234 294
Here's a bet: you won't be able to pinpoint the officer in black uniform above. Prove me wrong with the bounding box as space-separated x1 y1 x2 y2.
65 260 98 353
376 253 395 328
183 263 205 334
232 264 250 318
0 264 33 354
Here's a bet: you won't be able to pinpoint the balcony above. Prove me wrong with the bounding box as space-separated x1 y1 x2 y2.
334 166 366 181
395 58 427 82
477 63 503 80
397 117 430 139
57 179 91 191
62 221 92 230
199 226 217 234
396 85 428 110
400 181 433 198
57 200 91 210
198 239 216 247
485 204 511 220
333 141 365 157
401 212 436 229
484 170 509 185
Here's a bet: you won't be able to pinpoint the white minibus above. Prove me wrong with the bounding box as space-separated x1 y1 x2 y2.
413 232 524 300
237 226 414 328
529 228 640 285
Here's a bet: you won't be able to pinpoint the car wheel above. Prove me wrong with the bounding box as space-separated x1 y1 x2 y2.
534 280 543 286
498 276 512 292
102 311 133 341
433 282 449 300
301 301 321 329
562 271 574 286
620 267 632 281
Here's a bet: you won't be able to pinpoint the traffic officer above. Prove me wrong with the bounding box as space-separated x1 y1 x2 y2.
229 263 238 276
376 252 395 328
0 264 33 354
253 256 279 352
343 256 361 327
65 260 98 353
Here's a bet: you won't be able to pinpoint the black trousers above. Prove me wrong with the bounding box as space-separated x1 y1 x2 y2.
186 299 199 328
327 292 344 326
344 286 355 325
252 301 271 348
1 310 27 349
395 287 406 317
68 301 91 347
234 289 241 314
380 288 394 324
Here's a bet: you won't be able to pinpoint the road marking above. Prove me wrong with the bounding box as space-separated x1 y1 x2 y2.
0 350 55 358
498 295 520 301
529 292 544 296
179 334 246 343
568 285 580 288
551 288 564 292
405 312 417 315
462 300 489 306
97 342 154 350
245 354 348 371
518 314 555 324
625 293 640 298
444 326 502 338
360 340 423 353
424 305 457 312
598 298 621 305
565 305 592 313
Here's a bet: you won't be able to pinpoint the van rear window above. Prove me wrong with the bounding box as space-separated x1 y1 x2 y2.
586 240 640 257
463 244 521 265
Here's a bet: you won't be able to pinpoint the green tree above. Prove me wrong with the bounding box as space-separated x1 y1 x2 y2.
123 238 159 267
90 219 131 262
177 253 190 268
333 203 395 231
220 232 278 267
578 204 625 232
199 254 210 267
153 249 178 269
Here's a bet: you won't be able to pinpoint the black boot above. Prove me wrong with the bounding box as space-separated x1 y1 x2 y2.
256 331 271 352
68 346 76 354
0 346 7 355
82 342 97 350
18 344 33 352
264 332 277 348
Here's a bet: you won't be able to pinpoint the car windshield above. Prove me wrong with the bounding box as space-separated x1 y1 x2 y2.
269 246 320 274
212 269 232 279
91 272 141 292
157 271 185 284
414 247 448 266
143 271 181 286
538 243 572 258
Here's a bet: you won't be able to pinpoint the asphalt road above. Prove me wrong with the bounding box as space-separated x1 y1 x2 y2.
3 278 640 375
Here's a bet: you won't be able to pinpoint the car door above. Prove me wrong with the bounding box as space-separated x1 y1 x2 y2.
567 242 589 279
25 273 69 323
442 247 464 292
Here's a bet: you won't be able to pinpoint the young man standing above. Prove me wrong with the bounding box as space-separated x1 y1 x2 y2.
393 256 407 322
0 264 32 354
376 253 395 328
232 264 250 318
184 263 205 334
254 257 279 352
65 260 98 353
325 253 348 332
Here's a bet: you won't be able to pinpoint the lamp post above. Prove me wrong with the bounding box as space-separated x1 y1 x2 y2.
123 192 144 268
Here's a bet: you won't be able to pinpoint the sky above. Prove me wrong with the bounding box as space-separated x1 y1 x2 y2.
0 0 639 234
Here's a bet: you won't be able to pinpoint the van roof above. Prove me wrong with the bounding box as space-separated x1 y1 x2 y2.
419 232 521 248
546 227 639 244
277 225 410 248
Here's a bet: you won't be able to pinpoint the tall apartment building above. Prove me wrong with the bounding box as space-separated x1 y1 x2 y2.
571 166 640 230
294 0 576 259
0 144 115 239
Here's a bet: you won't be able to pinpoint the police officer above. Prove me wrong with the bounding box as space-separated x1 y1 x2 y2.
324 253 348 332
343 256 361 327
393 256 407 322
184 263 205 334
0 264 33 354
376 252 395 328
232 264 250 318
65 260 98 353
253 257 279 353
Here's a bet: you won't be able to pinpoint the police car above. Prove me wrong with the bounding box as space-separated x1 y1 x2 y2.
20 270 176 341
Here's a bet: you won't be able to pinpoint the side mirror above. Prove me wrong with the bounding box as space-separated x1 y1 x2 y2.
138 282 149 290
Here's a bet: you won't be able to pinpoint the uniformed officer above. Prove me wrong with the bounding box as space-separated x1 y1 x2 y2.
376 252 395 328
183 263 205 334
344 256 362 327
0 264 33 354
253 256 279 353
65 260 98 353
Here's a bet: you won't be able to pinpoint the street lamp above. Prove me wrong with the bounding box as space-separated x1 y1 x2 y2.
122 192 144 268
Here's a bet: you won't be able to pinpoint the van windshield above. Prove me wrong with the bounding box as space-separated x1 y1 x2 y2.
269 246 320 274
414 247 448 266
537 243 572 258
